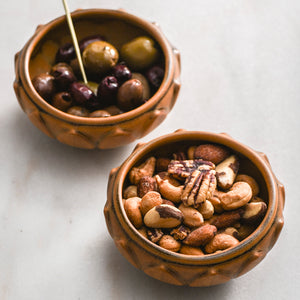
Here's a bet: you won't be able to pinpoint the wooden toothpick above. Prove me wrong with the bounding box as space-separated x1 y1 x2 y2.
62 0 88 84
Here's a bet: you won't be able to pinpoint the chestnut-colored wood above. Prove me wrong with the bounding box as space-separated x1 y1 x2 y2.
14 9 180 149
104 130 285 286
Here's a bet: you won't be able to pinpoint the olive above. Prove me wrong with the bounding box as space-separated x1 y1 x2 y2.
79 34 105 53
67 106 89 117
89 110 111 118
70 82 97 106
83 81 99 96
112 63 132 84
83 41 119 75
70 58 80 78
32 73 56 101
117 79 144 111
131 73 150 101
121 36 159 70
97 76 118 105
55 42 75 63
51 92 73 111
146 65 164 89
50 63 76 90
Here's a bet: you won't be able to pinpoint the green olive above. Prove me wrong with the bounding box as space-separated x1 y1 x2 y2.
83 41 119 75
121 36 159 70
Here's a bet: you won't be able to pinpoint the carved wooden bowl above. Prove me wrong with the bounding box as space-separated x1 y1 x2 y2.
14 9 180 149
104 130 285 286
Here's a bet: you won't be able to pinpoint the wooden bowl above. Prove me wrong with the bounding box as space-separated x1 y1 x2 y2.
14 9 180 149
104 130 285 286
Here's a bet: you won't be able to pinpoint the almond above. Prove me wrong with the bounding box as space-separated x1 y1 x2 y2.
183 224 217 247
194 144 230 164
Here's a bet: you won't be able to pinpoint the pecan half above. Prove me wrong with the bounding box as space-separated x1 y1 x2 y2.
170 225 191 240
181 169 216 207
168 159 215 180
147 228 164 243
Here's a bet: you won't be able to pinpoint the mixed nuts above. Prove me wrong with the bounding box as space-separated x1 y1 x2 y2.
123 143 267 255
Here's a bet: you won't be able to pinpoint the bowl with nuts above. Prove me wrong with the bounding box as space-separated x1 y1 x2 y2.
14 9 180 149
104 130 285 286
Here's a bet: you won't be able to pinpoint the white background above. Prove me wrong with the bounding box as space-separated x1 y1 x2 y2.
1 0 300 299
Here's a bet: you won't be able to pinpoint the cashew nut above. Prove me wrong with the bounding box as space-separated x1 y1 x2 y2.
205 233 239 254
235 174 260 196
220 181 252 210
209 190 225 213
155 174 183 203
129 156 156 185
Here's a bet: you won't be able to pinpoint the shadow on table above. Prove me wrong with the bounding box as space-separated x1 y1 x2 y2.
12 109 133 176
101 240 235 300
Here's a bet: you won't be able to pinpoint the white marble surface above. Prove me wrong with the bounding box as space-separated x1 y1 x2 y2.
1 0 300 299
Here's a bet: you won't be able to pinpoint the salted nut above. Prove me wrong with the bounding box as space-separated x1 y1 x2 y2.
123 185 138 199
129 156 156 185
124 197 143 229
181 169 216 207
123 142 268 256
205 233 239 254
147 228 164 243
180 245 204 256
242 201 267 224
137 175 158 197
197 200 214 219
194 144 230 165
220 181 252 210
159 235 181 252
210 209 244 229
235 174 260 196
170 225 190 240
144 204 183 228
178 204 204 228
155 173 183 203
183 224 217 247
168 159 215 180
140 191 162 215
215 155 239 190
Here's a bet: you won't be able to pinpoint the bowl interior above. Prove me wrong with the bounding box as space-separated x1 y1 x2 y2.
117 131 275 260
29 11 164 79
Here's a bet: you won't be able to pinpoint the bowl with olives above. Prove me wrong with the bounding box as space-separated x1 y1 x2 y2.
14 9 181 149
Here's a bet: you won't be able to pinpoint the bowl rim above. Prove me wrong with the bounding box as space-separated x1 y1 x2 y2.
111 130 279 265
19 8 175 125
